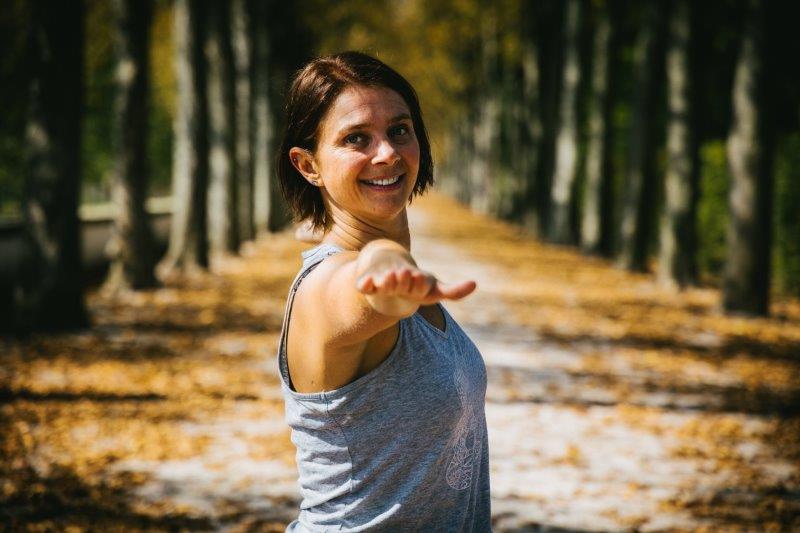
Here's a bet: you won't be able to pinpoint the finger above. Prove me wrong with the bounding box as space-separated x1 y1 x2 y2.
430 280 477 301
395 267 413 294
375 270 398 294
410 271 435 298
357 274 375 294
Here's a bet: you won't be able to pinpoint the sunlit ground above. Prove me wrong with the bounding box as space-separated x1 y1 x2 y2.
413 193 800 531
1 234 306 531
1 191 799 531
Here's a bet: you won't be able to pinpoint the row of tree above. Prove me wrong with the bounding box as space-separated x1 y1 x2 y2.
3 0 798 332
156 0 284 283
435 0 796 317
6 0 303 333
295 0 799 317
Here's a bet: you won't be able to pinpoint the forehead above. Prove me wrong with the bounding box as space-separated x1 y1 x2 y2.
321 86 411 135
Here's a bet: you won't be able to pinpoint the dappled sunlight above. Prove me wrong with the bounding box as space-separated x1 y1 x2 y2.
1 232 305 531
414 192 800 530
1 193 798 530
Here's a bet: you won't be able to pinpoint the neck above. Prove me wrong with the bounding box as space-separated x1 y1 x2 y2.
321 199 411 251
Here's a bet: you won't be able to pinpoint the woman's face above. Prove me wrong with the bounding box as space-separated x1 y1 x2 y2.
299 85 420 224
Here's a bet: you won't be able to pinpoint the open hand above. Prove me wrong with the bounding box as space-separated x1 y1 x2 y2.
356 266 476 305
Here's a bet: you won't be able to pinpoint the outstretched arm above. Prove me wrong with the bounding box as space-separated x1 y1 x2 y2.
355 239 476 316
299 239 476 349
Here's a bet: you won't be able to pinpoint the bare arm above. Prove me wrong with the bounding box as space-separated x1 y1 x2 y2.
300 239 476 348
355 239 476 314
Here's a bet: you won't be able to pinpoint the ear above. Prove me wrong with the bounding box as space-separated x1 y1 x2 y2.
289 147 323 187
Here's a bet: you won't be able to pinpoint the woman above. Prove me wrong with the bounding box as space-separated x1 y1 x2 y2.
277 51 491 532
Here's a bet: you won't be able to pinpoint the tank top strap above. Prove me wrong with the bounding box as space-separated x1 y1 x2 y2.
278 243 345 390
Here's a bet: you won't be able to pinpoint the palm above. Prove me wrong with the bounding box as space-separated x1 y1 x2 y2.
357 266 476 303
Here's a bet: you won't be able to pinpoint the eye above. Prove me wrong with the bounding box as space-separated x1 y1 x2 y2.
344 133 367 145
390 124 411 138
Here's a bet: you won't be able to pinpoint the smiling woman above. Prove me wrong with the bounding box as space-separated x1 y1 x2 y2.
277 52 433 233
290 85 420 228
274 51 491 532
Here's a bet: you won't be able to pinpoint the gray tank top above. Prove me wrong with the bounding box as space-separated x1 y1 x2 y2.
278 243 491 532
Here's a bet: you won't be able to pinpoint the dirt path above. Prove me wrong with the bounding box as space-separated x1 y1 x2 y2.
2 193 798 531
410 208 714 530
408 198 799 531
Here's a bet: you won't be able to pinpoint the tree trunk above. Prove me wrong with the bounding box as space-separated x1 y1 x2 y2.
16 0 89 332
723 0 773 316
102 0 159 296
251 0 282 234
494 55 522 220
516 1 544 235
580 2 614 256
448 115 473 205
469 10 500 215
205 0 238 262
534 0 565 236
548 0 583 244
657 0 698 288
157 0 209 280
617 0 664 272
231 0 254 243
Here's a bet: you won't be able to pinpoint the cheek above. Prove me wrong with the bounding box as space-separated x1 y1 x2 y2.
402 142 421 171
320 150 368 178
401 145 421 190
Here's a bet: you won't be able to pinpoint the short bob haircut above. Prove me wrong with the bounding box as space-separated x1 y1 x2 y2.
277 51 434 231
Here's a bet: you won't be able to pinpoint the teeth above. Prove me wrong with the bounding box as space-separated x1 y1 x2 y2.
365 175 401 186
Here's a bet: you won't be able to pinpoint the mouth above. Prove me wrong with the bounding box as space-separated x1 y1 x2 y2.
360 173 405 191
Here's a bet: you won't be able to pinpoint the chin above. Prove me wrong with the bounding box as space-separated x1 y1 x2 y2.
365 203 408 222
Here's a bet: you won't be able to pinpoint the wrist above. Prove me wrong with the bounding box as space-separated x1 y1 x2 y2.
357 239 416 278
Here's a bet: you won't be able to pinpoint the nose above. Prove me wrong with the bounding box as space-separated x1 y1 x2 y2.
371 137 401 166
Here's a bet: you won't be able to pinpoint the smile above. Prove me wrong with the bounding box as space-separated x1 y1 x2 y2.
361 174 404 188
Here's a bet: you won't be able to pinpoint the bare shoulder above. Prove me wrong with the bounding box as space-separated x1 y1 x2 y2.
287 250 367 393
290 250 359 339
295 250 358 307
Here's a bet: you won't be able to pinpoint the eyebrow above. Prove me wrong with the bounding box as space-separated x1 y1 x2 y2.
338 113 412 134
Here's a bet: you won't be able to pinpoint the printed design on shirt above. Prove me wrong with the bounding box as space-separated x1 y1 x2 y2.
445 362 482 491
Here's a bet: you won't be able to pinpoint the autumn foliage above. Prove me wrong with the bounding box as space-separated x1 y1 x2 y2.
2 194 799 530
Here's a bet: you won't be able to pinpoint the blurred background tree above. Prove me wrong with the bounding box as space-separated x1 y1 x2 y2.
101 0 160 296
1 0 799 331
9 0 88 332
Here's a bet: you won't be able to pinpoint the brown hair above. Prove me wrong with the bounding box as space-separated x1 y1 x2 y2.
277 51 434 230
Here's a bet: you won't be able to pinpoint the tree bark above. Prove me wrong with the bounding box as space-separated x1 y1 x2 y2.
16 0 89 332
580 2 614 256
494 53 522 220
657 0 698 288
516 1 544 235
617 0 664 272
723 0 773 316
157 0 209 280
205 0 238 262
469 10 500 215
447 115 473 205
231 0 254 243
548 0 583 244
251 0 283 234
534 0 565 237
102 0 159 296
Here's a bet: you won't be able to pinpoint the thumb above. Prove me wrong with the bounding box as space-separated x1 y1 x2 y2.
429 279 477 301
